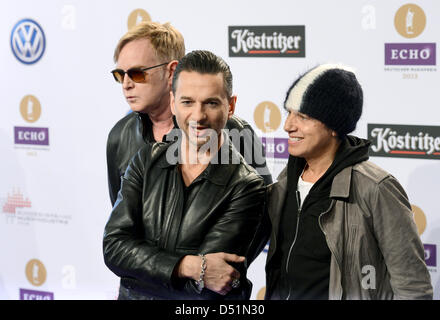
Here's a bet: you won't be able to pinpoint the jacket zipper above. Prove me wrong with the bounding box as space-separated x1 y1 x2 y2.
161 172 181 250
285 190 302 300
318 200 344 299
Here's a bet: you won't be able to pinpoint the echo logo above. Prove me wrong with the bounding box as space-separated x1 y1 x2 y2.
261 137 289 159
424 244 437 267
14 127 49 146
20 259 54 300
411 204 427 235
256 287 266 300
20 95 41 123
20 288 53 300
385 43 436 66
25 259 47 286
385 4 436 67
127 9 151 30
254 101 281 133
394 4 426 39
15 95 50 147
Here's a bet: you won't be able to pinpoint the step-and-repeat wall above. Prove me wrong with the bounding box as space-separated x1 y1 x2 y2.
0 0 439 300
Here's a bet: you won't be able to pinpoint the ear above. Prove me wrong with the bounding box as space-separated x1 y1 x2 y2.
167 60 179 86
331 130 338 137
170 90 176 115
228 95 237 119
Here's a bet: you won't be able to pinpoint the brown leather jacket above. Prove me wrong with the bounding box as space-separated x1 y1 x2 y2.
263 161 433 299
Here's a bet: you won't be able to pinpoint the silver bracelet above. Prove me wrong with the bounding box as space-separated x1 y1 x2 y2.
195 254 207 292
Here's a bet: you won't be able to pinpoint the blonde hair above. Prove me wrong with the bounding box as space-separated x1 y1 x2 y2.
113 21 185 63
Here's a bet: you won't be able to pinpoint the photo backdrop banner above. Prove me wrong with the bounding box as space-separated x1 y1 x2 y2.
0 0 439 300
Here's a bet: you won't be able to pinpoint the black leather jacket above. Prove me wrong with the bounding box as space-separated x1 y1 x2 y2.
106 112 272 206
103 139 265 299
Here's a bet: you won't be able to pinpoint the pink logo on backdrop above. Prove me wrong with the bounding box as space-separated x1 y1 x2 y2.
2 190 31 213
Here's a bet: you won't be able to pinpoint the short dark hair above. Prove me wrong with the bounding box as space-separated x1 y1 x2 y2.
172 50 233 98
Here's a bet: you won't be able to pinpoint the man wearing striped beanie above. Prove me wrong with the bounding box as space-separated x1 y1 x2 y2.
249 64 432 300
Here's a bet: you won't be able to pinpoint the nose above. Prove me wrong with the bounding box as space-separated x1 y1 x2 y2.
191 103 207 123
122 73 134 90
284 111 298 133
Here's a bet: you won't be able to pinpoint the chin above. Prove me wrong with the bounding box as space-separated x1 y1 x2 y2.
193 137 209 147
287 147 303 158
189 137 213 150
130 105 148 113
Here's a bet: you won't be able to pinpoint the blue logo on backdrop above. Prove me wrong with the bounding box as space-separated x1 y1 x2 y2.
10 18 46 65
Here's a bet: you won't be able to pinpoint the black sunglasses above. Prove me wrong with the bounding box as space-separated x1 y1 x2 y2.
111 62 169 83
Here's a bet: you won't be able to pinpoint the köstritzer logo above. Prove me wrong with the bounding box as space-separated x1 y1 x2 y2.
229 26 305 57
368 124 440 160
10 18 46 65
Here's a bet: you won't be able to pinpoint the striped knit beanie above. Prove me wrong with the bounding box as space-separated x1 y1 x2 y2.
284 64 363 138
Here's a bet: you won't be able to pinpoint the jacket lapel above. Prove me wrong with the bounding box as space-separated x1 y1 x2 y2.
330 166 352 199
266 167 288 263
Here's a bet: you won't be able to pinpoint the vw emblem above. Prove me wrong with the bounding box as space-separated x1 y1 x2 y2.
10 18 46 65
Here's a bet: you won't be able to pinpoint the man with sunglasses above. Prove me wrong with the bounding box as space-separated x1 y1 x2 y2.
107 21 272 206
104 50 265 300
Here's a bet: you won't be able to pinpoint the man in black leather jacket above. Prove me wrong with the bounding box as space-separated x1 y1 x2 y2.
103 50 265 299
107 21 271 206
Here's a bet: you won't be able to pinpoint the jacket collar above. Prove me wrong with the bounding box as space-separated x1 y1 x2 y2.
329 166 352 199
275 164 352 199
136 112 179 142
266 168 287 215
208 138 239 186
265 167 288 263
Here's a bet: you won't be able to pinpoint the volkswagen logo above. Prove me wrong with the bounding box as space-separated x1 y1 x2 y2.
10 18 46 65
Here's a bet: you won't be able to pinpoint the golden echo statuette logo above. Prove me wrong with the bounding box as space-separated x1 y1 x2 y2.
25 259 47 286
253 101 282 133
127 9 151 30
256 287 266 300
394 4 426 39
411 204 427 236
20 95 41 123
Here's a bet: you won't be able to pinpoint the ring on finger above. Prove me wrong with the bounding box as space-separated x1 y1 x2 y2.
231 278 240 289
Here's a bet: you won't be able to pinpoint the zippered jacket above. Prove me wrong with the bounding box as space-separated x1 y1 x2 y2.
251 136 433 299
